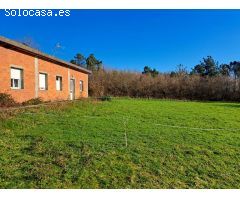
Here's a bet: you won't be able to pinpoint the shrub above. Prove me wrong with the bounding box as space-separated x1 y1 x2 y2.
89 70 240 102
99 96 112 101
22 98 43 106
0 93 18 107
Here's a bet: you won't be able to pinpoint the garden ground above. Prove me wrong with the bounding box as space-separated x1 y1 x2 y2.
0 98 239 188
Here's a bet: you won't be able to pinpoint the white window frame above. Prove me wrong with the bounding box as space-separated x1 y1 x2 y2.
56 76 63 91
11 67 23 90
39 73 48 91
80 80 84 92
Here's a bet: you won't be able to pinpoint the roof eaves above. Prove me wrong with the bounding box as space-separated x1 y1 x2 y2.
0 36 92 74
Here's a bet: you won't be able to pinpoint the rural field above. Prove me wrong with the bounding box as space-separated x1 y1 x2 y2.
0 98 240 188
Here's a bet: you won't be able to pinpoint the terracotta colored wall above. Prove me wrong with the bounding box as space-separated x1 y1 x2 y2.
38 59 69 101
0 46 89 102
0 46 35 102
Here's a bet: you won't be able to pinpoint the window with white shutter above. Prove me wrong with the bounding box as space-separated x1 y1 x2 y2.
11 68 23 89
56 76 62 91
39 73 48 90
80 80 83 92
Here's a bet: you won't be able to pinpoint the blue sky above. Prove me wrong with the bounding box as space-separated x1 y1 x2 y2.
1 10 240 72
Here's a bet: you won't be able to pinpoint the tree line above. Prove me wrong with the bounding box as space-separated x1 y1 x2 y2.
142 56 240 79
70 53 240 101
189 56 240 78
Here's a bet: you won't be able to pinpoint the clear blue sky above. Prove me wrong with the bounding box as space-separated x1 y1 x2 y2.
1 10 240 72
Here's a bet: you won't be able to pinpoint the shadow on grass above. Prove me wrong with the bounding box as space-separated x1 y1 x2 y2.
212 103 240 109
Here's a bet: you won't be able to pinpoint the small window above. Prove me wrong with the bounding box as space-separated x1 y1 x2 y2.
56 76 62 91
80 80 84 92
11 67 23 89
39 73 48 90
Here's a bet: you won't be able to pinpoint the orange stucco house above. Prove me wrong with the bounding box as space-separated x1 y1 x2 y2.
0 36 91 102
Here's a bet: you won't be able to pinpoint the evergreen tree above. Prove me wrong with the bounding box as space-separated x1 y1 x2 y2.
219 64 231 76
86 54 102 71
142 66 159 77
70 53 86 68
191 56 219 77
230 61 240 79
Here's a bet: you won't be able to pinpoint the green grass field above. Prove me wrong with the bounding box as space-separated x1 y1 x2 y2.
0 98 240 188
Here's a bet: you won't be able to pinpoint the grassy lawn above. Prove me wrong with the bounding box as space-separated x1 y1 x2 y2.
0 98 240 188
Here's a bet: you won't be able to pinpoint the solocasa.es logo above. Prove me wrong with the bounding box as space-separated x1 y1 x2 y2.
4 9 71 17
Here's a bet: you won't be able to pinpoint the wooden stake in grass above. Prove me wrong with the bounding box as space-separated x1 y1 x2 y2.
123 118 128 148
